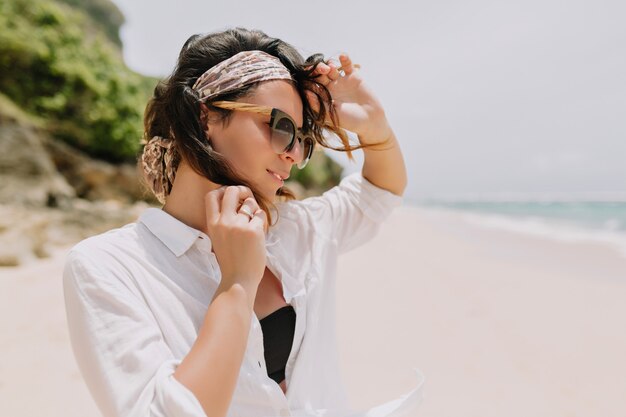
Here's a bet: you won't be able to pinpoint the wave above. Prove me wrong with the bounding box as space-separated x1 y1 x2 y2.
415 203 626 259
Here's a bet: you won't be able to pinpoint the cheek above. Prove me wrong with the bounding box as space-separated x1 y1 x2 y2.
215 121 274 175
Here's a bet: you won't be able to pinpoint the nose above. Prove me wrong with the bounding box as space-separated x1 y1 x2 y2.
280 136 304 165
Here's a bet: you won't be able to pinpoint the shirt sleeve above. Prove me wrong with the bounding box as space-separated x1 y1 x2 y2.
62 248 208 417
297 170 404 254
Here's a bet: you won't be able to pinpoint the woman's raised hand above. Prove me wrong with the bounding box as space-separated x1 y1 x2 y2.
306 53 392 144
204 185 267 293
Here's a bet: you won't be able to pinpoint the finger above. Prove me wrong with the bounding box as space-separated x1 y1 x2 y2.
304 61 327 77
248 209 268 232
204 186 228 226
304 61 326 72
337 63 361 74
314 74 332 86
325 61 341 81
314 61 330 75
238 196 260 218
339 54 353 75
221 185 254 220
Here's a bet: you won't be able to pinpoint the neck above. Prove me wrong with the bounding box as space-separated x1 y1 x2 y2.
162 160 222 236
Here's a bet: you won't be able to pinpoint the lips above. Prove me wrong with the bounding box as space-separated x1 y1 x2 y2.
267 169 289 181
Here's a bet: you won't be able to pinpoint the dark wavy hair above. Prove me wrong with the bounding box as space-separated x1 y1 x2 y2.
141 27 392 228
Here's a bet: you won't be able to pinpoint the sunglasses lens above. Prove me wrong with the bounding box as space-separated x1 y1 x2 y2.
269 112 315 169
271 117 296 153
296 136 315 169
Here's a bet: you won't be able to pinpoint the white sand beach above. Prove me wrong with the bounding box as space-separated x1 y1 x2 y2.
1 205 625 417
337 206 626 417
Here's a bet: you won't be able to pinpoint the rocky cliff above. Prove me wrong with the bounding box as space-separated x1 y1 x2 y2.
0 0 343 266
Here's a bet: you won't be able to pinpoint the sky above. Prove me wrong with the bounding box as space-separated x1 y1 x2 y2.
111 0 626 202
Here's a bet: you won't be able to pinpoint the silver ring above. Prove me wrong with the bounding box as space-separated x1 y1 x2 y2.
238 204 254 220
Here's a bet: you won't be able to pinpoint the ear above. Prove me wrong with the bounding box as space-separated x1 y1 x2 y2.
204 127 212 147
199 102 209 124
199 103 212 142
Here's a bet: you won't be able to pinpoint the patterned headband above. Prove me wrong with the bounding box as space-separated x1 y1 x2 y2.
141 50 294 204
192 49 294 101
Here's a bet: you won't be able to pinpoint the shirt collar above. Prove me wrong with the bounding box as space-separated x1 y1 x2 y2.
138 207 211 257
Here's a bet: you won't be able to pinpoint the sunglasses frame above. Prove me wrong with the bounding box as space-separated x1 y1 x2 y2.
210 100 316 169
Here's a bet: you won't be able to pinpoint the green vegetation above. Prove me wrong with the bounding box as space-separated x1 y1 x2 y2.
0 0 343 190
55 0 125 47
0 92 45 127
0 0 156 162
290 148 344 191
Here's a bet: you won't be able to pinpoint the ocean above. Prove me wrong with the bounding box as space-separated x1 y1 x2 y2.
414 200 626 258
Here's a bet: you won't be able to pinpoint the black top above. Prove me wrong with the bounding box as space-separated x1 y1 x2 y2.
259 305 297 384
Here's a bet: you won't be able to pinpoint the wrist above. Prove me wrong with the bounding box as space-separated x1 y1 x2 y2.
216 280 258 308
358 123 394 147
357 112 392 145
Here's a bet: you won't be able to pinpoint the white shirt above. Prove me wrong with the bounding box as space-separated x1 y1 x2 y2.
62 171 425 417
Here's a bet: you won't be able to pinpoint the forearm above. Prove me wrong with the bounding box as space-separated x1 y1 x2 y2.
360 124 408 196
173 281 256 417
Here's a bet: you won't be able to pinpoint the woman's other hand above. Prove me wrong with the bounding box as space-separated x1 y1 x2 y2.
204 186 267 294
306 53 392 144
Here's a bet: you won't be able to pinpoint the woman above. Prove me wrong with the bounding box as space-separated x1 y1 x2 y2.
63 27 424 417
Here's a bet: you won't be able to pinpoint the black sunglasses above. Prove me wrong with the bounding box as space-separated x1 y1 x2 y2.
210 100 315 169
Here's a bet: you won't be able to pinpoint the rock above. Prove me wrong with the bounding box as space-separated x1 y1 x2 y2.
42 136 158 204
0 204 51 266
0 123 75 206
0 200 151 267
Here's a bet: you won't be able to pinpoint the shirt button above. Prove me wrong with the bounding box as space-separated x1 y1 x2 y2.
279 408 290 417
